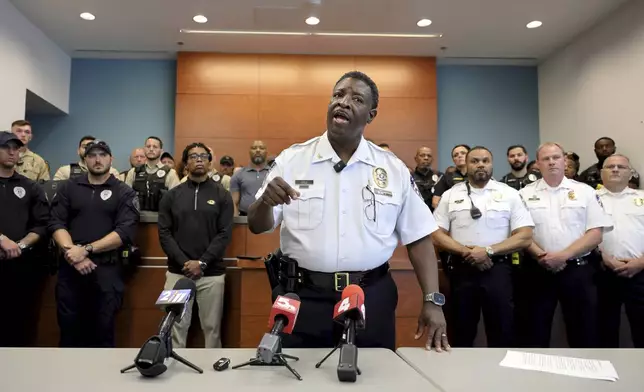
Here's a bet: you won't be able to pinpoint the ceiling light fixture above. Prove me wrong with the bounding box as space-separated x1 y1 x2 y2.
193 15 208 24
305 16 320 26
80 12 95 21
526 21 542 29
180 29 442 38
417 19 432 27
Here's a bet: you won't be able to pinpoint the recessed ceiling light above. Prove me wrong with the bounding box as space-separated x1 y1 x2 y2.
193 15 208 24
417 19 432 27
305 16 320 26
526 21 543 29
80 12 95 21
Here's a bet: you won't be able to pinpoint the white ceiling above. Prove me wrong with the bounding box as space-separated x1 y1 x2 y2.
10 0 629 62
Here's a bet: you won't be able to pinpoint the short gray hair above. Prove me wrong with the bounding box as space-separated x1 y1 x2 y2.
536 142 565 160
602 153 631 168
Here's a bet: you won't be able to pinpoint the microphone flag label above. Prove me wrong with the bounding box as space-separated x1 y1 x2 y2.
268 295 301 334
155 289 192 306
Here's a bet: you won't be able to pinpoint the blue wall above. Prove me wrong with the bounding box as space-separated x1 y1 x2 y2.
437 65 540 177
29 59 176 174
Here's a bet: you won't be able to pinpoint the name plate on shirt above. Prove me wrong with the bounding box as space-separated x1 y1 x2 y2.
374 188 393 197
155 289 191 306
295 179 314 189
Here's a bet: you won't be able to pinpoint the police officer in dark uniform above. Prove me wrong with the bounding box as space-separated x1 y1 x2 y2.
412 146 443 211
0 132 50 347
124 137 180 211
432 144 470 210
579 137 641 189
500 145 541 191
49 140 139 347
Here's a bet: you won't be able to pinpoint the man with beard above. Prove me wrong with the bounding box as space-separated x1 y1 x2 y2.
596 154 644 348
432 147 533 347
125 136 180 211
500 145 541 191
520 142 612 348
431 144 470 210
0 132 50 346
412 147 443 211
54 135 120 180
49 140 139 347
248 71 449 352
579 137 640 189
230 140 269 216
158 143 233 348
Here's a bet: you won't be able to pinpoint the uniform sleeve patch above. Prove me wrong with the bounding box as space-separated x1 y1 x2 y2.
410 175 422 197
596 194 604 208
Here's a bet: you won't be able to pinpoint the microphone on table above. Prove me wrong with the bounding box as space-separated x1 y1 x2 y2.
120 278 203 377
333 284 365 383
257 292 301 363
232 292 303 380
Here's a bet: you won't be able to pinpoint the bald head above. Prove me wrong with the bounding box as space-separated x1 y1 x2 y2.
415 146 433 170
130 147 146 168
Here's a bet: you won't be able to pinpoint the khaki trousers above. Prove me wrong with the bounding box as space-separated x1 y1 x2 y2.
164 271 225 348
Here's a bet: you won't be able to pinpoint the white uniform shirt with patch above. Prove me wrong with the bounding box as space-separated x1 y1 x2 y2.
255 132 438 272
433 180 534 247
519 177 612 253
597 187 644 259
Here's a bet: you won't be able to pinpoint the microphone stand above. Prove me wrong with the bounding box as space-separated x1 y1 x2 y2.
315 319 362 376
232 339 301 380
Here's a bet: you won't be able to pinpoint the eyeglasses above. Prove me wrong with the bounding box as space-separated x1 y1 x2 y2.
188 153 210 161
362 184 376 222
465 182 482 220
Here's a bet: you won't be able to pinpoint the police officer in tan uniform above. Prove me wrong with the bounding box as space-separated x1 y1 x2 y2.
11 120 49 182
54 135 120 180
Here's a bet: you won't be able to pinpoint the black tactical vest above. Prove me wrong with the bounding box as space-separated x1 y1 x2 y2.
132 165 170 211
69 163 85 179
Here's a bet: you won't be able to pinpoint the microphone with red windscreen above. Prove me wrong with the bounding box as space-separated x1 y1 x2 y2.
258 293 301 363
334 285 365 382
333 284 366 329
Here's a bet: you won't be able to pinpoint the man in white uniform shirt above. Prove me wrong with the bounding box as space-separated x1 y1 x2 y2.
596 154 644 348
433 147 533 347
519 142 612 348
248 71 449 352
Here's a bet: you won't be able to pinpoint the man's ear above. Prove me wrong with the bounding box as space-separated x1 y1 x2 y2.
367 109 378 124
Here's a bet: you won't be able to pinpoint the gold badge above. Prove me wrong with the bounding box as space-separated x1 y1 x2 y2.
316 153 323 159
373 167 388 188
635 198 643 207
207 200 215 205
493 192 502 201
568 191 576 200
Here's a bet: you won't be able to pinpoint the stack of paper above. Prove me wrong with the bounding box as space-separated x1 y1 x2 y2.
499 350 619 382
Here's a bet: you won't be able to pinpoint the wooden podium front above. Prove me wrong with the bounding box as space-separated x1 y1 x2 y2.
34 215 438 349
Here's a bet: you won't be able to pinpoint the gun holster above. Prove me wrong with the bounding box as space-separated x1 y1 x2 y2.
264 249 281 290
120 245 141 267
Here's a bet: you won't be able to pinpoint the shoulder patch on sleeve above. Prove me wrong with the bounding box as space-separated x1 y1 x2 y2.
596 194 604 208
410 174 422 197
132 195 140 212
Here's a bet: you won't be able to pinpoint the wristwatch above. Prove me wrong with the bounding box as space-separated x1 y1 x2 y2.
199 261 207 271
18 242 27 250
84 244 94 255
423 292 446 306
485 246 495 258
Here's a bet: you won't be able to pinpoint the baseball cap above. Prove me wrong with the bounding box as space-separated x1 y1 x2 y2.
220 155 234 165
160 152 174 161
0 131 24 148
84 140 112 157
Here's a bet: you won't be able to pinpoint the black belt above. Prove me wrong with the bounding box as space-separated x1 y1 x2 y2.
280 263 390 292
451 254 512 265
566 256 590 266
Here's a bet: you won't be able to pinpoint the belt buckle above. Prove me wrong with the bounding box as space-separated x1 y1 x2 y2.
334 272 349 292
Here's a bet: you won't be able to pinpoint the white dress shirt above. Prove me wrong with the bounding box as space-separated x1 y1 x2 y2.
519 178 612 253
255 132 438 272
433 180 534 247
597 187 644 259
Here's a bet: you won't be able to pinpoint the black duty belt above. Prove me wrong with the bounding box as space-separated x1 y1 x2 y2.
451 254 512 265
566 256 590 266
279 262 389 292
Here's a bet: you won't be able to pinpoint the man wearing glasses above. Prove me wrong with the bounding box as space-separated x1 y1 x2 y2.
158 143 233 348
596 154 644 348
248 71 449 352
432 146 534 347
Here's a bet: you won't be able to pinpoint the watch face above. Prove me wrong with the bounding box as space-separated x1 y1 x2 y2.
433 293 446 306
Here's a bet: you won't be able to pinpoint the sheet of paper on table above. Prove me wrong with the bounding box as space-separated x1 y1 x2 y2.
499 350 619 382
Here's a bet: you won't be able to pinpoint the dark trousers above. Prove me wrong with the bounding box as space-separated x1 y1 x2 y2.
523 262 598 348
449 261 514 347
273 272 398 350
0 257 45 347
598 269 644 348
512 261 531 347
56 262 124 348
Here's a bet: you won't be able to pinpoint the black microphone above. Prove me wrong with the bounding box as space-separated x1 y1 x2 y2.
122 278 200 377
334 161 346 173
257 292 301 363
335 285 365 383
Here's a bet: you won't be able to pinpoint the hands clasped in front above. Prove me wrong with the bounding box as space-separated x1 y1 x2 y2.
65 246 97 275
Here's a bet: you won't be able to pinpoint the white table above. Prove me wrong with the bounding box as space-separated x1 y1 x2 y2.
397 347 644 392
0 347 439 392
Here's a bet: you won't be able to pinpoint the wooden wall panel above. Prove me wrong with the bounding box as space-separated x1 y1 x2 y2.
175 53 438 169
